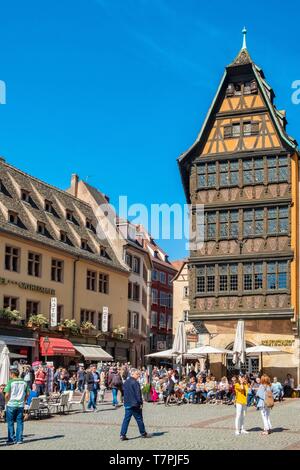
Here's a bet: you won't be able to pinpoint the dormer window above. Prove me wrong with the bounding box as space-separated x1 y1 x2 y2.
226 81 258 98
66 209 73 221
37 221 46 235
60 231 67 243
86 218 95 232
8 211 19 225
225 83 235 97
234 84 242 96
21 189 30 203
45 200 53 214
100 246 107 257
81 239 88 250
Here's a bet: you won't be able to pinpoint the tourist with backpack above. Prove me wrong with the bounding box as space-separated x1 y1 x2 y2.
108 367 122 408
256 374 274 435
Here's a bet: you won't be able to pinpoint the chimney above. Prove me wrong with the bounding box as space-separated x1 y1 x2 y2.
71 174 79 197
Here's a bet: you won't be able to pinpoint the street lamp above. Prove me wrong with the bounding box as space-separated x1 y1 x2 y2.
43 336 50 363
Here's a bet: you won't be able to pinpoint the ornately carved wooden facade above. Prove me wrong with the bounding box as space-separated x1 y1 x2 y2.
178 36 299 380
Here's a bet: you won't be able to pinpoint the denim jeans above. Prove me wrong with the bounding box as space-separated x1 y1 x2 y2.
184 391 196 402
247 391 255 407
112 388 118 406
35 384 45 396
88 389 98 409
6 406 24 443
78 380 85 392
120 406 146 437
60 382 67 393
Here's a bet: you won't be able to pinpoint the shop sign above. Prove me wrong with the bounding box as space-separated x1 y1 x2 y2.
261 340 295 347
50 297 57 327
0 277 55 295
102 306 108 333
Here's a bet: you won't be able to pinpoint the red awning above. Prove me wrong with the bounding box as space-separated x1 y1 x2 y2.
39 337 75 357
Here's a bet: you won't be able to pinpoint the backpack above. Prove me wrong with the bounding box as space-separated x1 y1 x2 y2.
264 388 274 408
112 373 122 388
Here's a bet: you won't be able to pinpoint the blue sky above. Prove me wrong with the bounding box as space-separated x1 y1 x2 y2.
0 0 299 260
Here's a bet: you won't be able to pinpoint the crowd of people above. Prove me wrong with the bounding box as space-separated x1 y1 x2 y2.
0 361 297 445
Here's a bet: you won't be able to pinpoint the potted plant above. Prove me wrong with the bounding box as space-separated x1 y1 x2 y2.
112 325 126 339
62 319 80 336
27 314 48 330
0 308 22 325
80 321 96 335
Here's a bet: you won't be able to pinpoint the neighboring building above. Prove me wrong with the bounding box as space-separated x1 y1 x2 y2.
178 33 300 383
172 260 194 346
0 159 131 364
136 227 177 353
117 221 152 367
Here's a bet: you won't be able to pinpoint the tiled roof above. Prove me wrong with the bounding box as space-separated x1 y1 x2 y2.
0 160 127 272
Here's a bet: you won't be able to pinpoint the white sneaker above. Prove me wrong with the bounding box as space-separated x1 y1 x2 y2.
235 431 241 436
241 429 249 434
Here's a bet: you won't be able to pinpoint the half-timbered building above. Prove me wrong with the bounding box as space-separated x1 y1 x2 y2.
178 31 299 383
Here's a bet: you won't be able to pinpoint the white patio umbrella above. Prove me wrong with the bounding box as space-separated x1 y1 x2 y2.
172 320 187 365
145 350 201 360
232 320 246 369
0 343 10 386
188 346 230 355
246 345 290 373
188 346 230 373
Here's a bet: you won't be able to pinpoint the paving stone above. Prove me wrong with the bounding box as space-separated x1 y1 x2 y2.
0 398 299 450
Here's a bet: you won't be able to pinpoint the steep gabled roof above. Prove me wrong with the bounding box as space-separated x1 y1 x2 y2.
178 35 299 202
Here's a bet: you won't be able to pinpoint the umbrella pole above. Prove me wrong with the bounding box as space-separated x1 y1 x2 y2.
261 352 263 374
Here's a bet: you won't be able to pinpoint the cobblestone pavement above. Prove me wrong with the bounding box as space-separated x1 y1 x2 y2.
1 397 300 450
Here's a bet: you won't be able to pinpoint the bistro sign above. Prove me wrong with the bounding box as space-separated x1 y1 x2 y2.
262 340 295 347
0 277 55 295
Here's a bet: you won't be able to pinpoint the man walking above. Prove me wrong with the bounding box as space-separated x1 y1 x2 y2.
34 364 47 396
86 365 100 411
77 366 86 393
120 368 151 441
4 368 30 445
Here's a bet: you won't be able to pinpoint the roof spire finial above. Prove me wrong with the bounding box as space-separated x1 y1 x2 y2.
242 27 247 50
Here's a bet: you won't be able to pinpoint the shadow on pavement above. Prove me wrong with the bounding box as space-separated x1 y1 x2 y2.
121 432 168 441
0 434 65 447
248 427 288 433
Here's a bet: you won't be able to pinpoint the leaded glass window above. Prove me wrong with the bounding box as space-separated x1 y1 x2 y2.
267 156 288 183
243 209 264 237
243 159 253 185
278 262 288 289
267 261 288 290
207 212 216 239
196 266 215 294
207 265 215 293
244 263 253 291
254 263 263 290
219 265 228 292
230 264 238 291
220 211 229 238
196 267 205 293
267 206 289 235
198 163 216 188
207 163 216 187
243 158 264 185
254 158 264 184
220 160 239 187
